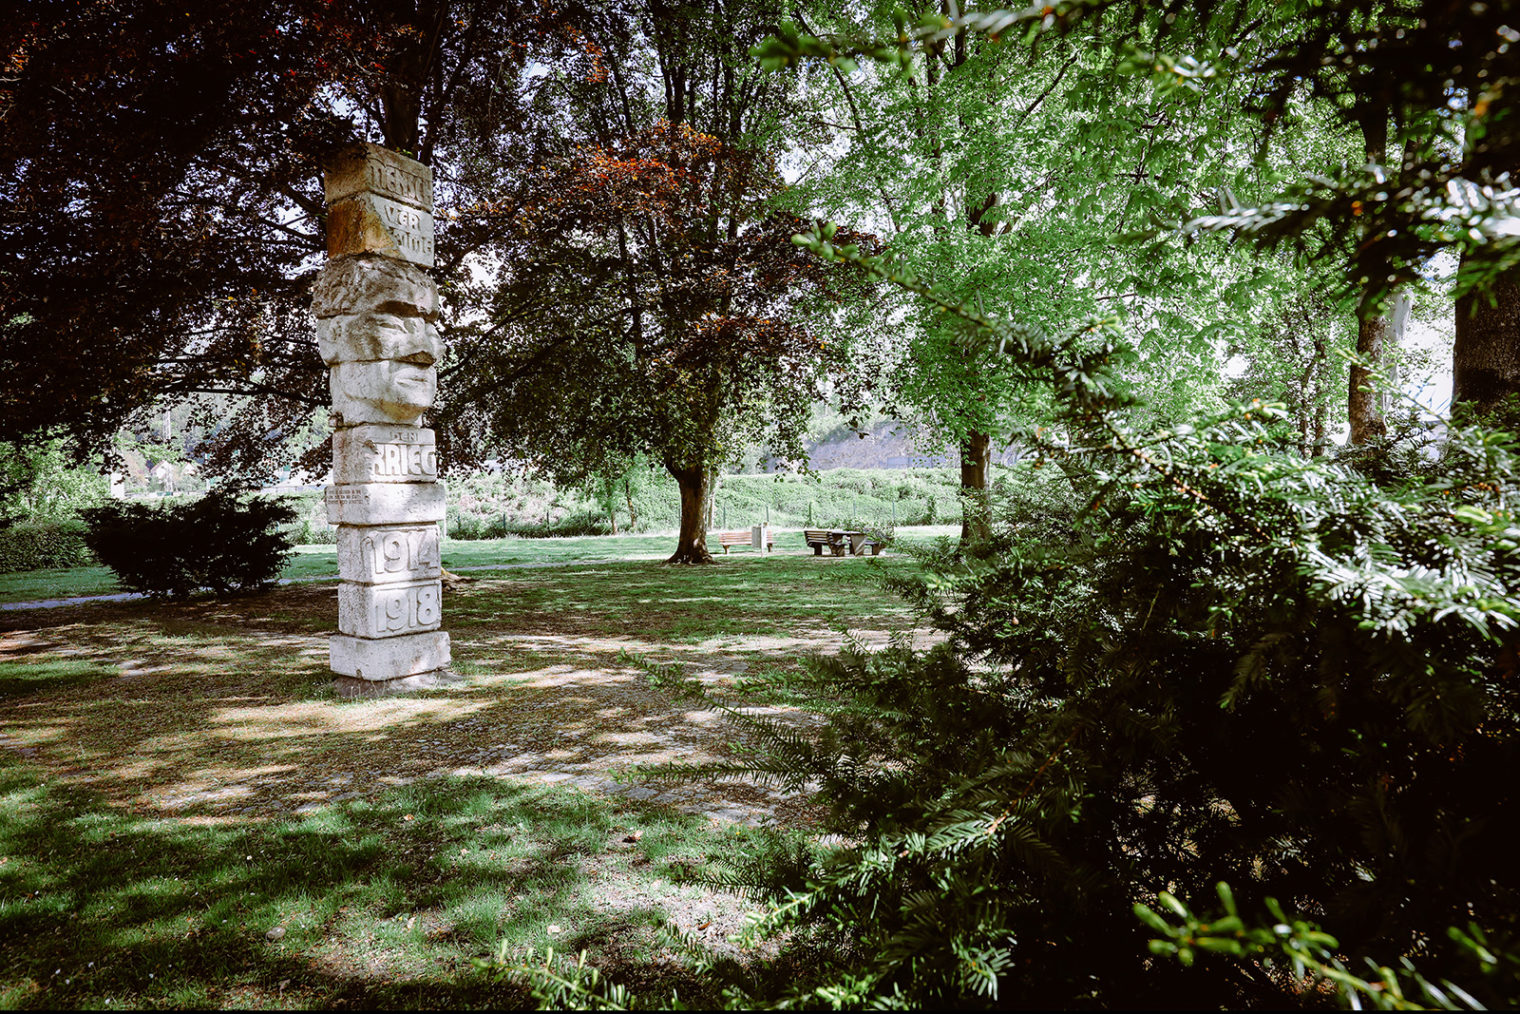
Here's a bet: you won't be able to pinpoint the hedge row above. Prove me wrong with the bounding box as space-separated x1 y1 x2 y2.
0 521 95 572
272 467 1040 543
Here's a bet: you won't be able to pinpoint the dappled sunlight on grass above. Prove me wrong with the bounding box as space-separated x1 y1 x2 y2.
0 757 774 1008
0 553 930 1006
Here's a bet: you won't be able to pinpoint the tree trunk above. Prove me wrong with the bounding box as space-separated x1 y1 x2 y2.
1451 30 1520 422
959 430 991 544
1453 266 1520 418
666 460 714 564
1349 103 1391 445
1348 308 1390 443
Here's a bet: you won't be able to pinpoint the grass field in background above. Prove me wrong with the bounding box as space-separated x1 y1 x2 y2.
0 527 961 605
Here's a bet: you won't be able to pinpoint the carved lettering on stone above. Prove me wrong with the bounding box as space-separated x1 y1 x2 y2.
324 481 446 526
333 426 438 484
326 193 435 268
322 142 449 684
338 579 442 638
323 142 433 213
337 524 442 584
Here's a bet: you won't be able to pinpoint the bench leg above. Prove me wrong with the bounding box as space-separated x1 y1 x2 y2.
813 544 822 556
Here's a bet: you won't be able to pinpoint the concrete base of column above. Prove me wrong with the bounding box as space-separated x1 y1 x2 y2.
330 630 450 681
331 669 463 698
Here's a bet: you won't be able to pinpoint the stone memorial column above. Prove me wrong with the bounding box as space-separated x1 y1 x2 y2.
315 143 450 688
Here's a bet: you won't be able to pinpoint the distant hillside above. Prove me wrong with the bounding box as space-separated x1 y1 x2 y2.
787 420 1027 471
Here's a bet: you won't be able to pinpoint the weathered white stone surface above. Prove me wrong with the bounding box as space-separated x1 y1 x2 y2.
326 193 434 267
325 482 446 526
320 144 449 686
323 142 433 213
332 426 438 484
330 630 451 681
330 361 435 426
337 523 442 584
311 257 438 321
317 313 443 367
338 578 443 638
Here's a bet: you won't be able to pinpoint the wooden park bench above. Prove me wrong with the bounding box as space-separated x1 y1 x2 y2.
714 527 775 554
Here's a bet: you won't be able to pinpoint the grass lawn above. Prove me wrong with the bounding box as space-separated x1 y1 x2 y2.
0 553 925 1008
0 526 960 605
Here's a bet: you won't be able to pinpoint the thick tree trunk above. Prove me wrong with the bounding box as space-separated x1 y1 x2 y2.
959 430 991 544
666 461 714 564
1453 266 1520 418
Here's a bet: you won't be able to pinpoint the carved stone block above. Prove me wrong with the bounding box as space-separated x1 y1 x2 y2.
323 142 433 213
325 482 446 526
332 426 438 484
311 257 438 321
317 313 443 367
330 630 451 681
337 523 441 584
330 361 435 426
337 579 442 638
326 193 434 267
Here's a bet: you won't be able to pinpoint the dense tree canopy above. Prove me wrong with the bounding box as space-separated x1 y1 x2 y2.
0 0 603 476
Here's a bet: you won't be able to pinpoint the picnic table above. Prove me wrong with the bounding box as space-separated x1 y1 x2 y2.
802 528 884 557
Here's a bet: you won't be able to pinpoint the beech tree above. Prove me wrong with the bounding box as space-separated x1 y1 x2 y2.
443 98 873 562
0 0 603 477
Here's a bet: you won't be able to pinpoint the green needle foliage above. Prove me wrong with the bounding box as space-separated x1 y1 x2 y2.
588 193 1520 1004
640 399 1520 1008
1138 882 1518 1010
82 490 296 598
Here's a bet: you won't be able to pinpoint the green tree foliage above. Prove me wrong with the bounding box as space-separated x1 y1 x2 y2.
0 439 108 524
777 1 1368 541
579 0 1520 978
440 1 879 562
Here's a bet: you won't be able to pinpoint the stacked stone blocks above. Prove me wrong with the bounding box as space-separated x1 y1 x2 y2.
316 143 449 682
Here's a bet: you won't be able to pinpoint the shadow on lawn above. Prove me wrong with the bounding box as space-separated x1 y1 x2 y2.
0 553 920 1007
0 568 888 826
0 760 748 1009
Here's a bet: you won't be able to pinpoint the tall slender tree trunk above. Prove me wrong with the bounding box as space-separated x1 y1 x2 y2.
1349 310 1390 443
959 430 991 543
666 459 714 564
1349 104 1392 444
1453 268 1520 418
